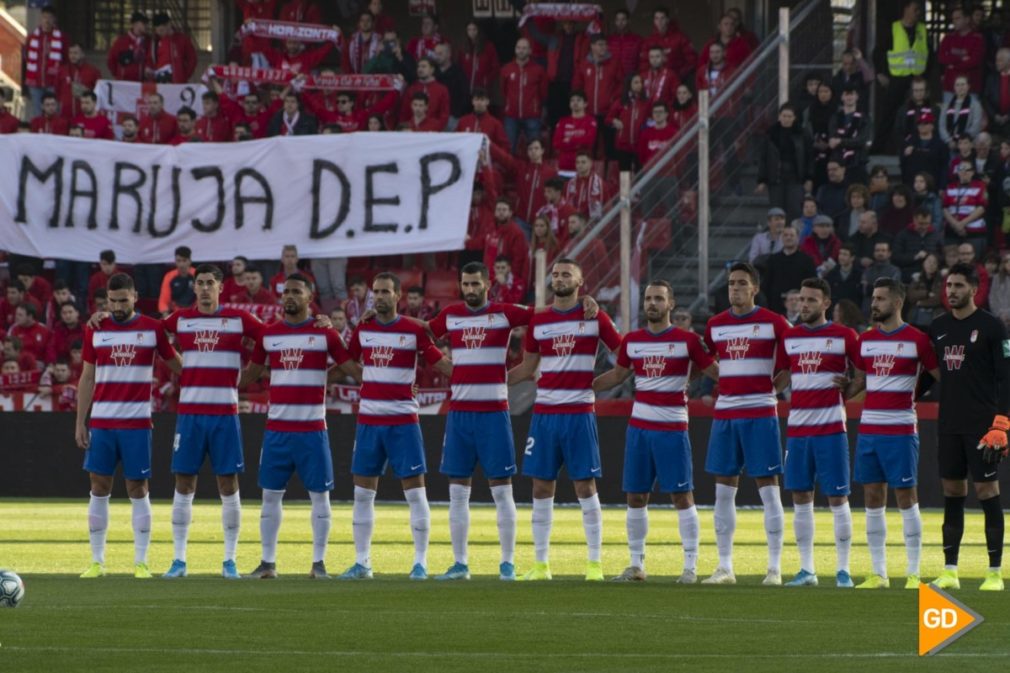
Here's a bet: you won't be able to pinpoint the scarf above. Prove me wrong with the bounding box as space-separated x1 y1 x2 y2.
241 19 342 46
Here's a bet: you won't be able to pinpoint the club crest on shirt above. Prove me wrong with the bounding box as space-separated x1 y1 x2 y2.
462 326 487 349
371 345 395 367
970 329 978 343
872 353 897 377
194 330 220 352
110 343 137 367
553 333 577 357
726 336 750 360
797 350 822 374
642 354 667 378
944 345 966 371
279 347 304 370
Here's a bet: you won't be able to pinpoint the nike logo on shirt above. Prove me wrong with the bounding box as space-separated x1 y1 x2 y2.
937 334 947 341
985 471 997 478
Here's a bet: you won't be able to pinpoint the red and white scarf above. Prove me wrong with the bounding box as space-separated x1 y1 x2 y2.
518 3 603 34
25 27 64 83
347 31 383 73
205 65 401 92
241 19 342 46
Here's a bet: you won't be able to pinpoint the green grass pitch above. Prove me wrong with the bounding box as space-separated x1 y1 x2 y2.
1 499 1008 672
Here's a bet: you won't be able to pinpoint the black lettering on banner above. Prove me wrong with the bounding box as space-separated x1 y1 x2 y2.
110 162 146 232
189 166 225 233
65 160 98 230
418 152 461 231
15 156 63 228
310 159 351 239
149 167 183 238
235 169 273 231
364 162 400 233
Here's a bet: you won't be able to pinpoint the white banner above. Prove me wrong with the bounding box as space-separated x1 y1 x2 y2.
0 133 482 264
96 80 208 139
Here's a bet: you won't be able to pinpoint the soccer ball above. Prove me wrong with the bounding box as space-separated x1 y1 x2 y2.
0 570 25 608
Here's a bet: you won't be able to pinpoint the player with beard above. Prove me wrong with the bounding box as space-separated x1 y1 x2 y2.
508 259 622 581
927 262 1008 591
239 274 360 580
76 273 181 578
844 278 939 589
593 280 718 583
777 278 860 588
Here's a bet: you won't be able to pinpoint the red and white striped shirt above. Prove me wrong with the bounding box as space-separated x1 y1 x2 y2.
783 322 859 437
163 307 262 415
943 180 988 234
705 307 790 420
348 316 443 425
83 314 176 429
524 306 622 414
252 320 350 432
853 324 938 435
429 301 533 412
616 327 713 432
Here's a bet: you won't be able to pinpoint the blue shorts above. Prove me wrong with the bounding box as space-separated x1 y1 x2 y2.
440 410 517 479
83 428 152 480
259 430 334 493
171 414 245 476
623 426 693 493
521 413 601 481
352 423 426 479
705 416 783 477
784 434 851 495
855 433 919 489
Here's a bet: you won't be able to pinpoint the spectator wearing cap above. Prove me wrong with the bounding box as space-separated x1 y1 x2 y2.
747 208 787 265
893 205 943 281
107 11 150 82
901 109 948 189
984 48 1010 139
150 13 197 84
755 103 812 222
800 215 842 275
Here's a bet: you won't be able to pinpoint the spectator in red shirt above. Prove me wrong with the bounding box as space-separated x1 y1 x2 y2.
235 0 280 65
607 73 651 171
939 6 985 95
138 92 179 144
560 212 608 294
700 13 754 71
696 42 736 99
10 304 50 362
641 45 679 106
2 336 37 374
575 34 623 157
639 7 697 81
170 107 200 144
565 152 609 220
107 12 150 82
120 115 141 143
222 256 250 304
329 306 353 345
637 101 679 167
407 13 447 62
607 9 642 79
45 302 84 363
0 89 18 134
58 44 101 120
23 5 66 117
266 38 335 75
242 267 277 305
15 264 54 310
553 90 598 176
501 38 548 155
343 277 375 326
483 199 529 284
403 286 435 321
456 88 508 150
279 0 321 24
217 85 282 139
39 356 79 411
1 282 42 331
195 91 233 142
530 215 562 284
87 250 120 312
463 180 495 266
269 245 316 297
400 57 450 129
460 20 500 96
45 280 77 328
489 255 527 304
536 176 576 246
72 90 115 140
31 92 69 135
150 13 197 83
368 0 396 34
404 92 444 132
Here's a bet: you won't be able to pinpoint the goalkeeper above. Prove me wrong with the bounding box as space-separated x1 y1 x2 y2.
927 263 1008 592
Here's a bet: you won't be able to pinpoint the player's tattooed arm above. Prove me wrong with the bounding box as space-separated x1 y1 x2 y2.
581 295 599 319
238 362 267 388
74 363 96 450
507 352 541 385
592 364 632 392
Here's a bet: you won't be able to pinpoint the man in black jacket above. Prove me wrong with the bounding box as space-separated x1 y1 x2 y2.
825 243 864 306
755 103 812 222
433 42 470 128
268 92 318 136
849 211 892 269
901 110 948 188
762 225 817 315
893 206 943 280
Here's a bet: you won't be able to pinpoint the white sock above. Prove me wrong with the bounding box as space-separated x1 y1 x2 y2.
171 491 194 563
309 491 331 564
352 486 376 567
793 501 815 574
130 494 152 565
831 501 852 573
404 486 430 567
88 493 110 564
714 483 738 571
532 497 554 563
221 492 241 563
626 506 648 570
759 485 784 573
448 483 472 566
866 506 888 577
901 504 922 577
259 489 285 564
678 505 700 573
579 493 603 563
490 484 517 564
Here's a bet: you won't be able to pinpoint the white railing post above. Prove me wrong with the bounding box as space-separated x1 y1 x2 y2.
534 249 547 308
619 171 632 331
697 90 710 310
779 7 790 108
